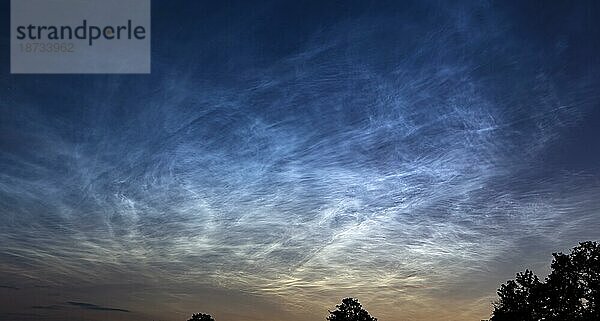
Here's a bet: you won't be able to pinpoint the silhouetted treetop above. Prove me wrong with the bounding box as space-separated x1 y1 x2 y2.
187 312 215 321
491 241 600 321
327 297 377 321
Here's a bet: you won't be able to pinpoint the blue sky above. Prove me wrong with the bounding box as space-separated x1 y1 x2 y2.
1 1 599 321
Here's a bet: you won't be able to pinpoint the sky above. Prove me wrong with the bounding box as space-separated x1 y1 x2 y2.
1 1 600 321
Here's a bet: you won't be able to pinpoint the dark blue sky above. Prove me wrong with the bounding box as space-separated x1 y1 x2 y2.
1 1 599 321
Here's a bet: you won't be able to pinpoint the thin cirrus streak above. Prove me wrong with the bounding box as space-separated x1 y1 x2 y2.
1 1 600 321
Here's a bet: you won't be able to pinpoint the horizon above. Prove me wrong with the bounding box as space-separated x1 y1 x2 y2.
1 1 600 321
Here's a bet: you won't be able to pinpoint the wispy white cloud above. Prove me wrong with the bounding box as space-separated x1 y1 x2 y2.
1 1 599 321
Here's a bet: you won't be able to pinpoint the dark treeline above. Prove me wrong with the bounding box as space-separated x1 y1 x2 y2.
185 297 377 321
489 241 599 321
182 241 599 321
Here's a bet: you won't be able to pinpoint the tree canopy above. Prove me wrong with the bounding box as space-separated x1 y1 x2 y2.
327 297 378 321
187 313 215 321
491 241 600 321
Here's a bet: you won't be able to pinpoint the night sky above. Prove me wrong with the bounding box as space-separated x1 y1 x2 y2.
1 1 600 321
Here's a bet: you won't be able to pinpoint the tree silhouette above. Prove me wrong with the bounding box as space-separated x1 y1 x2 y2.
491 241 600 321
327 298 377 321
187 313 215 321
491 270 545 321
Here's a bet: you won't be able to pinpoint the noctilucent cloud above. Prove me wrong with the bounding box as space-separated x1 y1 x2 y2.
1 1 599 321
